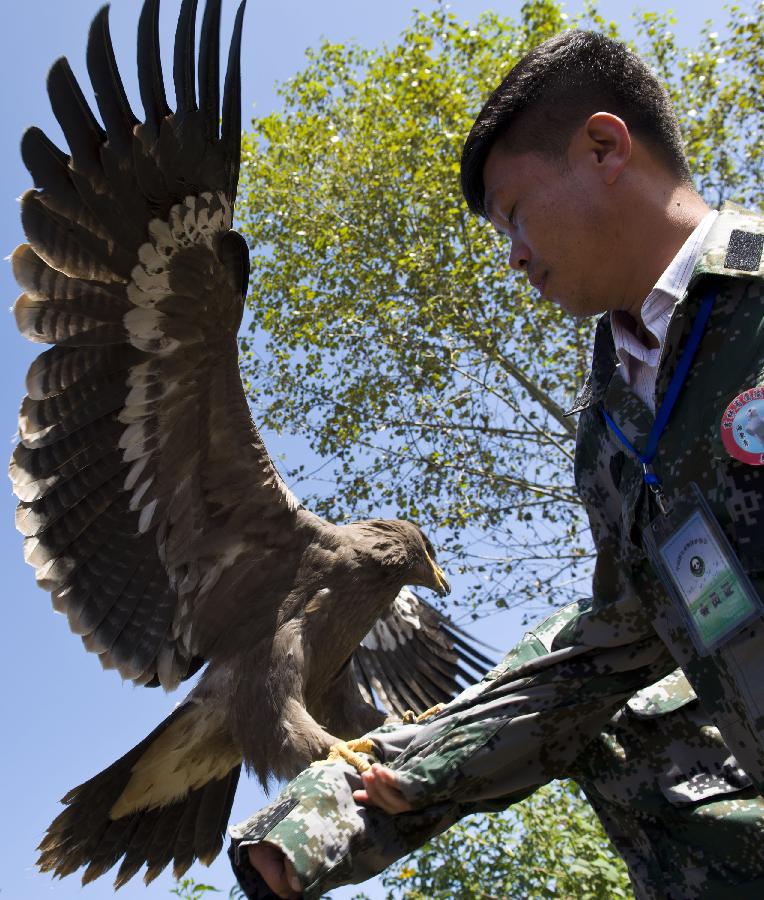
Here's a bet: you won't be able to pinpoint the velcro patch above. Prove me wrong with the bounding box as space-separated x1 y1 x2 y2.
724 229 764 272
230 795 300 843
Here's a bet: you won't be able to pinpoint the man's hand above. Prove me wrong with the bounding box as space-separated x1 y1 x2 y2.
352 763 413 814
246 765 410 897
247 841 302 899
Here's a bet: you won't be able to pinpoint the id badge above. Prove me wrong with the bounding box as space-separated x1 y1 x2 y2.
644 482 763 656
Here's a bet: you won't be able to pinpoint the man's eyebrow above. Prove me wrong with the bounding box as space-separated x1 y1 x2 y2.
484 193 507 231
485 189 515 229
484 205 511 238
484 190 500 223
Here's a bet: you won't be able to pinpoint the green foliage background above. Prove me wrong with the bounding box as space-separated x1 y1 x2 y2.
369 781 632 899
237 0 763 620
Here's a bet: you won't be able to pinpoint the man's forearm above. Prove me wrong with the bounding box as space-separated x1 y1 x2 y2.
230 625 673 897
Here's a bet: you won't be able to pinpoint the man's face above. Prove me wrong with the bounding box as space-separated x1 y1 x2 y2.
482 141 625 318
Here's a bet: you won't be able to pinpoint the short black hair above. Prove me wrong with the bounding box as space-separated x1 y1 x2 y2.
461 30 691 218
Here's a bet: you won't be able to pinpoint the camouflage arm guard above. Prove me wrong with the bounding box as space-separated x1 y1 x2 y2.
230 605 764 899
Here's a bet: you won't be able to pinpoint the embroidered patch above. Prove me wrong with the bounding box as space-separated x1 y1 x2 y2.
720 388 764 464
724 229 764 272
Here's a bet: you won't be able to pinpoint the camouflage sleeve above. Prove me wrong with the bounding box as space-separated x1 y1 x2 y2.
227 630 548 898
229 602 675 897
228 758 476 899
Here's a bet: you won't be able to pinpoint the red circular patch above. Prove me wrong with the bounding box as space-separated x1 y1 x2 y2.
720 387 764 465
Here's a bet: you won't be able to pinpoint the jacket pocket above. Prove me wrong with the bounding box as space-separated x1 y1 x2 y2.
626 671 753 806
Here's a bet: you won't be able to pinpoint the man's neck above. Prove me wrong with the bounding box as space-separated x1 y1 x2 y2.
617 185 711 331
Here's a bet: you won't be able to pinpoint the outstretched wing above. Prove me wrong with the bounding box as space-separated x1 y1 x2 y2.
353 589 496 717
11 0 316 690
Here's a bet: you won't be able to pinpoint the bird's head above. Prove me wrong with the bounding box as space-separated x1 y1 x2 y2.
354 519 451 598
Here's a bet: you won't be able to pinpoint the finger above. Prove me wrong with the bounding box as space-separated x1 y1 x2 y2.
357 768 412 814
352 787 371 804
373 764 402 787
370 765 412 811
353 770 387 808
373 782 412 814
284 857 303 895
248 842 301 899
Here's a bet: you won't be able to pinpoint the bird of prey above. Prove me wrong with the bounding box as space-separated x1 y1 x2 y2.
10 0 494 887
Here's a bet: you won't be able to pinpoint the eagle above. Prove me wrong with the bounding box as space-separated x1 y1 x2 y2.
10 0 494 888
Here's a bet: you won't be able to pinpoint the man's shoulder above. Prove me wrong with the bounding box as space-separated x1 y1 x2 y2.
692 203 764 284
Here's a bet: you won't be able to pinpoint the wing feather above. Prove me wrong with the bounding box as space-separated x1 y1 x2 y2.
198 0 222 141
358 651 405 718
21 192 130 282
353 590 497 716
221 2 245 197
137 0 171 136
46 58 105 180
174 0 199 115
86 8 140 155
12 0 314 690
81 558 154 655
20 128 100 236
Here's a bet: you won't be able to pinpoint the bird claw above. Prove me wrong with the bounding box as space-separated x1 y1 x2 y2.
402 703 445 724
416 703 445 722
312 738 378 773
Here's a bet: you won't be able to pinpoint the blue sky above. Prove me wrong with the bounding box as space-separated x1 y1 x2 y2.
1 1 730 898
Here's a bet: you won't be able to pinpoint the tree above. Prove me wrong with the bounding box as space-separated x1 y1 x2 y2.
237 0 763 620
170 878 243 899
370 781 632 899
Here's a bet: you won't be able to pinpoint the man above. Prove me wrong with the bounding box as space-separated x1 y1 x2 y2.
231 30 764 898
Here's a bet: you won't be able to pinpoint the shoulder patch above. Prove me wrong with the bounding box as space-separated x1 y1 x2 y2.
725 229 764 272
720 388 764 465
692 205 764 280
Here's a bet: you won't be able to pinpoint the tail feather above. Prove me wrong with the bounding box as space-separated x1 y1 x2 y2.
195 767 240 864
113 806 166 888
38 704 242 887
81 817 138 884
144 792 196 881
170 788 207 880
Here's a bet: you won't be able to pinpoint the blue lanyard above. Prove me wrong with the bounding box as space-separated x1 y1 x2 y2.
602 288 717 509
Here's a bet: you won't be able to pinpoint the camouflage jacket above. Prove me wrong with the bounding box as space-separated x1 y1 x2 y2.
230 204 764 898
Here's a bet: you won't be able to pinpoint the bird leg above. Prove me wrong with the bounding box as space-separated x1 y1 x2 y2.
311 738 379 773
311 703 446 774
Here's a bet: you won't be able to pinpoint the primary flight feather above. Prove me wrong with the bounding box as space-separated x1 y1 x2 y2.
11 0 494 886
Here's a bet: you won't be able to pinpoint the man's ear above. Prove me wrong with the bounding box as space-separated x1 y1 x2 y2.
570 112 631 185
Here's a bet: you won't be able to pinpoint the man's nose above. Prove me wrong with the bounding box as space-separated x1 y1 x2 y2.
509 239 529 272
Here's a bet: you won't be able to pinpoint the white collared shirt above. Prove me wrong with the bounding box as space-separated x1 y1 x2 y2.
610 209 718 412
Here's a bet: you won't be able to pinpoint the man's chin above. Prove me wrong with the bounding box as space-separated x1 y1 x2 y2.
553 293 603 319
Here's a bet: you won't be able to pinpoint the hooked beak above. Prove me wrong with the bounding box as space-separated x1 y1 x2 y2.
428 557 451 597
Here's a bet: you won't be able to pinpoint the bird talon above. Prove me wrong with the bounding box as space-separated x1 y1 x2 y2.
416 703 445 722
401 703 444 725
312 738 378 773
